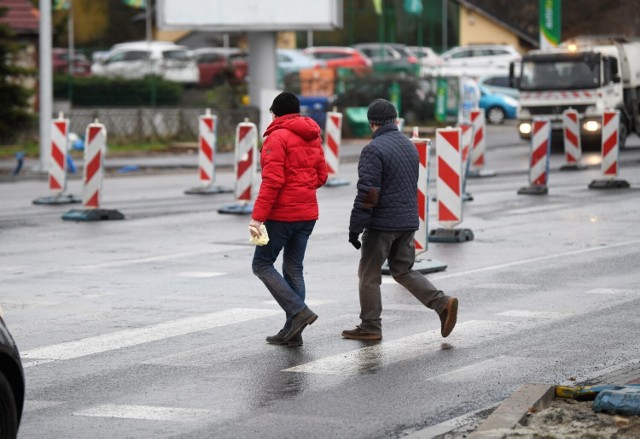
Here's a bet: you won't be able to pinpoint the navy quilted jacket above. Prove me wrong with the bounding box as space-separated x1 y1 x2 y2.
349 123 419 234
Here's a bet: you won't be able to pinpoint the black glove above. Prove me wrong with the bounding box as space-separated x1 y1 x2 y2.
349 232 361 250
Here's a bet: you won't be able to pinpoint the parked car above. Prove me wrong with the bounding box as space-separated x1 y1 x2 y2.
478 84 519 125
0 305 24 439
277 48 325 88
478 73 519 100
52 48 91 76
408 45 444 75
302 46 373 76
91 41 199 85
352 42 418 74
193 47 246 87
440 44 521 76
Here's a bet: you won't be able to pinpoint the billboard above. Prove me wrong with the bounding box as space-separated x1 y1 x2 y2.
157 0 343 31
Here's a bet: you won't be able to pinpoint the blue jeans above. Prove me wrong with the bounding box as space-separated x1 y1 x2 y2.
252 220 316 332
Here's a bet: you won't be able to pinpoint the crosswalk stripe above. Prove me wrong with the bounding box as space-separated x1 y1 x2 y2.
497 310 573 319
586 288 638 295
284 320 520 375
73 404 216 422
428 356 536 382
21 308 280 365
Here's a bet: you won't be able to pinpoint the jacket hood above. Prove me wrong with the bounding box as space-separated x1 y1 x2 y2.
264 114 321 141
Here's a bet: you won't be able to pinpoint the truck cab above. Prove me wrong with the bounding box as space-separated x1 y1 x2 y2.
510 38 640 149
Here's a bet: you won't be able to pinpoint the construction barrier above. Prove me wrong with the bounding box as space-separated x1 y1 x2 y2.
62 120 124 221
218 120 258 214
383 133 446 274
185 109 232 195
589 110 630 189
468 109 495 178
429 127 474 243
323 110 349 187
33 113 81 205
518 118 551 195
460 122 474 202
560 109 586 171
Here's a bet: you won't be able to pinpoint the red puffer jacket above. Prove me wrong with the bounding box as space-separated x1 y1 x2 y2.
252 114 328 222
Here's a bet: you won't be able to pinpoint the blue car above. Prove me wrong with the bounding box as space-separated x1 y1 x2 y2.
478 84 519 125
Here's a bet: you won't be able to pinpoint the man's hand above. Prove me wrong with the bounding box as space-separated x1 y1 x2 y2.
249 219 263 238
348 232 361 250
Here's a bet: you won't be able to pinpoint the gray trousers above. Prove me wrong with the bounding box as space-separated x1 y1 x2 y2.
357 229 450 333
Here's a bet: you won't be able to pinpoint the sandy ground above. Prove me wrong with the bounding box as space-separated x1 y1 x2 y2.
495 397 640 438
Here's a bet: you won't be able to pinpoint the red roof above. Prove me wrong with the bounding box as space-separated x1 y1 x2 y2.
0 0 39 34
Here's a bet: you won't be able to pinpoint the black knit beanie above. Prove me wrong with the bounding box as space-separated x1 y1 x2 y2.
270 91 300 117
367 98 398 125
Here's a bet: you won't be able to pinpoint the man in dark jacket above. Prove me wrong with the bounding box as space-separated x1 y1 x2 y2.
343 98 458 340
250 91 328 346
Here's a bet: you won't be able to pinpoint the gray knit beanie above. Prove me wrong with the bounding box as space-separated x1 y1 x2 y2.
367 98 398 125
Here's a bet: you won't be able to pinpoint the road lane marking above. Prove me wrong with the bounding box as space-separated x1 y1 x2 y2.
428 356 537 382
497 310 573 319
284 320 520 375
73 404 216 422
21 308 279 366
429 239 640 281
586 288 638 295
176 272 225 278
507 204 570 215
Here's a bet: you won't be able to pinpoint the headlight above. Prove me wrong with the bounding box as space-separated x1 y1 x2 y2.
519 122 532 135
583 120 600 132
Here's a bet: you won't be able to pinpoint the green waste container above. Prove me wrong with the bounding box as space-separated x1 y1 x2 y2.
345 107 371 138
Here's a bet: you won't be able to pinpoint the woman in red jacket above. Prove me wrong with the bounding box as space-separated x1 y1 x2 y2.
249 91 328 346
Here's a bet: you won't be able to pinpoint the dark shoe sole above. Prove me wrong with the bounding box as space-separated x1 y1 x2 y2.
341 330 382 341
266 338 303 346
441 297 458 338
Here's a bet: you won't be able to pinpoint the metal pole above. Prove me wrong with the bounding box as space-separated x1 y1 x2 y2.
67 0 74 104
442 0 448 52
39 0 53 172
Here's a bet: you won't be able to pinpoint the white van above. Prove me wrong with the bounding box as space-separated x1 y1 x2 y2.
91 41 199 85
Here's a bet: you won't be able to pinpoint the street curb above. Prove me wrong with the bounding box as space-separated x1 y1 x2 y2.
467 383 555 438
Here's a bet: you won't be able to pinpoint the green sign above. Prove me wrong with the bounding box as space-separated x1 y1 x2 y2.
539 0 561 49
435 78 448 123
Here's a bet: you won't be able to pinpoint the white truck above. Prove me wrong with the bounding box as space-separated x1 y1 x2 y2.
510 37 640 148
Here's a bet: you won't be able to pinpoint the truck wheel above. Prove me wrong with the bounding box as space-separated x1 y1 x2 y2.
486 107 505 125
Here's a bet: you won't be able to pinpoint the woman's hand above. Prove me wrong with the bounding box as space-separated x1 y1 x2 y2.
249 219 263 237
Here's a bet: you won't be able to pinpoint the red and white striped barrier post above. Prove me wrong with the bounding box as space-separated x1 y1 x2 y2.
218 119 258 214
468 109 495 178
383 134 447 274
518 118 551 195
33 112 81 205
185 109 232 195
460 121 474 201
560 109 586 171
323 110 349 187
589 110 630 189
429 127 474 242
62 120 124 221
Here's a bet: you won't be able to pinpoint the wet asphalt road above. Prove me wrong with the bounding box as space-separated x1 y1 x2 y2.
2 124 640 438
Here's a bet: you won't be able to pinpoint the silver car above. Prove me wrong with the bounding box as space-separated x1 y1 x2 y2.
91 41 199 85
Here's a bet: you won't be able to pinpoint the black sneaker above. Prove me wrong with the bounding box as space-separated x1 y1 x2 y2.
266 330 303 346
341 327 382 340
282 307 318 342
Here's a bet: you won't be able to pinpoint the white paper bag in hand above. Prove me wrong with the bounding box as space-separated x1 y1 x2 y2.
249 224 269 246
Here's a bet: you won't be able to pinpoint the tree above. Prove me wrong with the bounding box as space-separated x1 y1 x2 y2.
0 7 34 144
